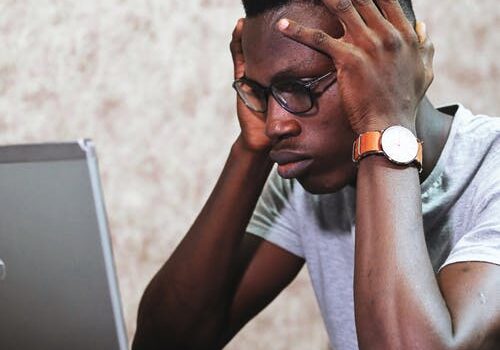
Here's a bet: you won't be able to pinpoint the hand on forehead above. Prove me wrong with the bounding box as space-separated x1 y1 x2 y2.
242 2 344 47
241 2 344 82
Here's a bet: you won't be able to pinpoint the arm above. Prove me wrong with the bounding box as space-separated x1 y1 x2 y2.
133 139 304 349
132 138 270 349
133 20 305 349
277 0 500 348
355 155 500 349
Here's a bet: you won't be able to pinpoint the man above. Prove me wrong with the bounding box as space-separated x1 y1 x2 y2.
133 0 500 349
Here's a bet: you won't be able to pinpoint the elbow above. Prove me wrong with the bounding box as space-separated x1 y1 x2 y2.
357 332 496 350
356 321 455 350
132 301 164 350
132 303 227 350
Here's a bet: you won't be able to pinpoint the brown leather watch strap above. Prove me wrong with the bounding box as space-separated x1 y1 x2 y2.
352 131 383 162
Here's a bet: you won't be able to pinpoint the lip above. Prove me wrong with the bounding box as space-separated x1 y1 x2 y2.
269 151 313 179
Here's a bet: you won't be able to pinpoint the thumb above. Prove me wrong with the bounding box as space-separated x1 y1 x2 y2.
416 21 435 89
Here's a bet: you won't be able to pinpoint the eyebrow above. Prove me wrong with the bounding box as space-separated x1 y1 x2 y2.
243 68 310 87
243 60 335 87
270 67 304 83
269 66 328 85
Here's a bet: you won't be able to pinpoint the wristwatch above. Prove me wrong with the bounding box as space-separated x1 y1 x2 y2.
352 125 423 172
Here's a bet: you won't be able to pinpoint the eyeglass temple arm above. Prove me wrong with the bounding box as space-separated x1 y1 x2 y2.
304 71 334 88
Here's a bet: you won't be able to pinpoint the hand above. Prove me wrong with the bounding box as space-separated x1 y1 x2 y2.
230 19 272 153
277 0 434 135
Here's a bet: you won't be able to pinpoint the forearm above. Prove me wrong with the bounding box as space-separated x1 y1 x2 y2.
354 156 453 349
134 136 273 348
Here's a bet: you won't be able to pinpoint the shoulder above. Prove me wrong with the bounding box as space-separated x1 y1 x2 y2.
448 104 500 190
452 104 500 141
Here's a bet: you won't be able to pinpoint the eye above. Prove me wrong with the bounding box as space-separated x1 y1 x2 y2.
273 80 308 94
311 72 337 92
240 80 266 99
299 77 317 84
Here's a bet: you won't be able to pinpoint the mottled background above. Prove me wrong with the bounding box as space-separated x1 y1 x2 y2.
0 0 498 349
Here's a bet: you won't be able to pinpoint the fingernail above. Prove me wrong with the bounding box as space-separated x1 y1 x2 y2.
420 21 427 34
416 21 426 42
416 21 426 33
278 19 289 31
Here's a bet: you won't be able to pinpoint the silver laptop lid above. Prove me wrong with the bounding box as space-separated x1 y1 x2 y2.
0 140 127 350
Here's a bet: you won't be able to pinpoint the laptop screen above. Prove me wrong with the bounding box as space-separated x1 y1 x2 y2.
0 140 127 350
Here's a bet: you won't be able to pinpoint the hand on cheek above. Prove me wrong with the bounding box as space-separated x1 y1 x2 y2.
230 18 273 153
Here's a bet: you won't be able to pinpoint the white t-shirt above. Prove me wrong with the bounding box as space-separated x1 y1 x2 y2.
246 104 500 350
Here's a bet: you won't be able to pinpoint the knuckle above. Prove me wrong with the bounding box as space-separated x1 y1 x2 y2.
352 51 365 65
336 0 353 12
427 41 435 56
312 30 328 46
382 31 403 51
363 35 382 54
343 51 364 70
406 31 420 47
292 24 303 38
353 0 371 6
421 41 435 60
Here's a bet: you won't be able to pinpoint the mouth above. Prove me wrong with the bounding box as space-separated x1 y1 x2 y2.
269 151 314 179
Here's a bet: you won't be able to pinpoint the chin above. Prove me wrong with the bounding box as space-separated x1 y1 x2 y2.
296 165 357 194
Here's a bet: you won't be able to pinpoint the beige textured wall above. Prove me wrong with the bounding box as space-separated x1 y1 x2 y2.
1 1 498 349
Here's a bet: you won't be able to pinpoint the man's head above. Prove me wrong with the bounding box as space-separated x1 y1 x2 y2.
239 1 416 194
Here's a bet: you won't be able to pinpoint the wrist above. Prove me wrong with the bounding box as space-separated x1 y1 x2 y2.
355 118 416 135
232 135 271 157
231 136 273 168
358 154 419 173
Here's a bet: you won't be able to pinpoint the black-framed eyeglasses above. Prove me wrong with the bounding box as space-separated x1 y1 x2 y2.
232 71 336 115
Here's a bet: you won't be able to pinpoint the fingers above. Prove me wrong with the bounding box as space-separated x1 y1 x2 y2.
351 0 387 29
372 0 414 33
322 0 413 34
230 18 245 79
277 18 353 63
322 0 368 34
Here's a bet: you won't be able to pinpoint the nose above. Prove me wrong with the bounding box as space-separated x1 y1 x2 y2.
265 98 301 143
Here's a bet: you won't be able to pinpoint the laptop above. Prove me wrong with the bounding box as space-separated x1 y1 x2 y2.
0 140 128 350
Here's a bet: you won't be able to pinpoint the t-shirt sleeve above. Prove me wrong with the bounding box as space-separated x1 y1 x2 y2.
246 169 304 258
440 176 500 270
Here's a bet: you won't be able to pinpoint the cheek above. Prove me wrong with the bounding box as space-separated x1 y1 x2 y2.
317 84 344 122
310 86 354 150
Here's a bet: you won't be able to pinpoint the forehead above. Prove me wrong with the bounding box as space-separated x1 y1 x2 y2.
241 3 343 84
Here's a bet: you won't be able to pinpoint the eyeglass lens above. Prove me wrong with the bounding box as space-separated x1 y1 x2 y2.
234 80 313 114
272 81 313 113
234 81 267 113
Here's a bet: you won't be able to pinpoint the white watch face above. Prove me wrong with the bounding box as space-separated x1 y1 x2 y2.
380 126 418 164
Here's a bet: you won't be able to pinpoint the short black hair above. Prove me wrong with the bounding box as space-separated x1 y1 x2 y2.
242 0 416 26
